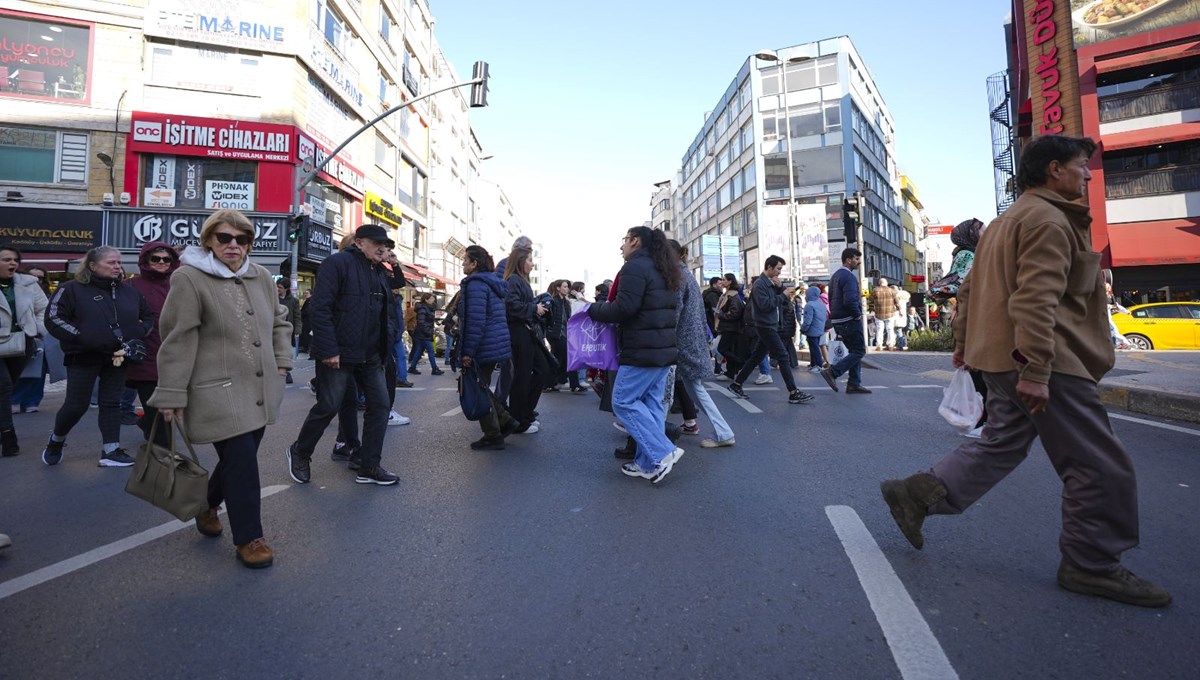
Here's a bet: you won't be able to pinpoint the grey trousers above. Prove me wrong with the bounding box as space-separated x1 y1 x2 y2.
929 370 1139 574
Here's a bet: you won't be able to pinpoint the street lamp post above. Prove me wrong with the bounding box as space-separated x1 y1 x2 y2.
755 49 810 282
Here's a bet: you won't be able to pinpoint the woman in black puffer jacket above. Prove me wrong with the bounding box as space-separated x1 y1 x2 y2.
407 293 443 375
43 246 153 468
503 247 546 432
587 226 682 483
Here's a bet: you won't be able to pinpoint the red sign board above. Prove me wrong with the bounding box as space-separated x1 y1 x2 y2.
911 275 926 282
129 111 294 163
925 224 953 237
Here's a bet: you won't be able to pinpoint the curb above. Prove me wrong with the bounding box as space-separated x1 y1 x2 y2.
1097 384 1200 425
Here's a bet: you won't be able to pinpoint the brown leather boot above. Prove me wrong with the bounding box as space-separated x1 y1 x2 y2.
194 508 222 538
236 538 274 569
879 472 948 549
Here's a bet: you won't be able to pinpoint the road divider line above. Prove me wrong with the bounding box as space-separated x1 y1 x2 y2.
704 382 763 414
0 485 290 602
825 505 959 680
899 385 943 389
1109 412 1200 437
441 406 463 417
436 387 457 392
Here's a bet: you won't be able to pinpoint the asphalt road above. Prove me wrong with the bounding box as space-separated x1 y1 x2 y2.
2 360 1198 679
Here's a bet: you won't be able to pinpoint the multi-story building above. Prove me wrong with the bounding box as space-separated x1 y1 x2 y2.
1007 0 1200 303
0 0 516 297
673 36 905 286
649 179 674 234
899 175 929 292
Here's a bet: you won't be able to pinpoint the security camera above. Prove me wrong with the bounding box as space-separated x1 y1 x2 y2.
119 192 131 205
102 192 115 206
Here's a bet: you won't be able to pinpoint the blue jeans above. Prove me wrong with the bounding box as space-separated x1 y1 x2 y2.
444 334 455 367
831 320 866 388
611 365 674 472
409 339 439 370
758 356 771 375
681 377 734 442
394 338 408 381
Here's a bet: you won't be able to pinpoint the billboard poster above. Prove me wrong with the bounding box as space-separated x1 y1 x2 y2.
129 111 293 163
144 0 294 55
205 180 254 211
1071 0 1200 47
701 234 742 280
759 204 791 275
0 10 94 105
797 203 830 281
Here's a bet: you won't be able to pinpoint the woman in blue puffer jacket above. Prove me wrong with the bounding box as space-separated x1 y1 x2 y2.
456 245 516 450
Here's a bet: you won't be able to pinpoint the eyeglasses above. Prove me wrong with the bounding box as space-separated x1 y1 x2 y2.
622 236 636 243
147 255 172 264
214 232 252 246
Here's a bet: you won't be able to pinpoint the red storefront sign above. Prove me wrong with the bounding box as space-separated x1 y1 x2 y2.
296 133 365 198
129 112 294 163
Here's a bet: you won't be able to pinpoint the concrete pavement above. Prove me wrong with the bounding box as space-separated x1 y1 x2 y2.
837 348 1200 425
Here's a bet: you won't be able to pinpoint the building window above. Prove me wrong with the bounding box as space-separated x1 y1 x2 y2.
0 126 88 184
140 155 256 210
323 5 348 54
379 6 397 47
1103 140 1200 199
375 134 394 173
1097 55 1200 123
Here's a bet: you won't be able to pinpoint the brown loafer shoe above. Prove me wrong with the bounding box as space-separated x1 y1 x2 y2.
195 508 222 538
236 537 274 569
880 473 948 550
846 385 873 394
1057 559 1172 608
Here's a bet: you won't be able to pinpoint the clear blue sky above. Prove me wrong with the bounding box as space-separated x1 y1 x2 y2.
431 0 1012 282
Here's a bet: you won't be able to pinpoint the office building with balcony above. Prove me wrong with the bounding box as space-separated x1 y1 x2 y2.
673 36 905 285
1009 0 1200 304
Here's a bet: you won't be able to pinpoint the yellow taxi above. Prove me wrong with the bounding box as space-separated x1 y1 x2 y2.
1112 302 1200 350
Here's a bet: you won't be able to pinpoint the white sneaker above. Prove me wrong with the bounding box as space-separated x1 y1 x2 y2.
520 422 540 434
388 410 411 426
963 424 984 439
808 366 823 373
754 374 773 385
0 532 10 550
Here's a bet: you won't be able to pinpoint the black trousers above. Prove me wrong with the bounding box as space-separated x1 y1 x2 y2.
780 335 799 368
734 329 797 392
548 336 579 388
717 332 745 377
128 380 169 447
54 361 126 445
296 356 389 469
507 322 543 424
209 427 265 546
0 350 30 432
674 378 698 420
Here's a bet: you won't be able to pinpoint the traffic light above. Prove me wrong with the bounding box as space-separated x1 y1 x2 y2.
842 192 863 243
287 215 308 244
470 61 490 108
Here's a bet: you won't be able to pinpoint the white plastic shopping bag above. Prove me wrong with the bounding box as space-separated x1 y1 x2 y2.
829 339 849 365
939 368 984 430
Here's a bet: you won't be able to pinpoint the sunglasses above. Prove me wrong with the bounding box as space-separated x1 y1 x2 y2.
214 232 252 246
147 255 172 264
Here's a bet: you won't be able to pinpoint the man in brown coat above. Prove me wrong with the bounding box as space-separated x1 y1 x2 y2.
880 135 1171 607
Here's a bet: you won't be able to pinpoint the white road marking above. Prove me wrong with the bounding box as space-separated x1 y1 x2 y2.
703 382 763 414
441 406 463 417
1109 412 1200 437
743 386 779 391
899 385 943 389
825 505 959 680
436 387 457 392
0 485 290 602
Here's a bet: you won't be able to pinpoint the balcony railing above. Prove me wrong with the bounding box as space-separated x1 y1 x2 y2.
1104 164 1200 199
1099 81 1200 123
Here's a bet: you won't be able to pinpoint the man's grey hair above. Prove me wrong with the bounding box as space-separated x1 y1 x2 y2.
513 235 533 250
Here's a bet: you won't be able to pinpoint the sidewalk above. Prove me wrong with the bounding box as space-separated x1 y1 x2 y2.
843 348 1200 425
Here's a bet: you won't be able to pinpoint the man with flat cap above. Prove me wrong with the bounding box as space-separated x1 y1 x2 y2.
287 224 401 486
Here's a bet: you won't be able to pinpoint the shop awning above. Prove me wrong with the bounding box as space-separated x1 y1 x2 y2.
401 261 457 289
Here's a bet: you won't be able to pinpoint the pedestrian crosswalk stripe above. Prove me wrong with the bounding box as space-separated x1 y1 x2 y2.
436 387 457 391
441 406 463 417
899 385 943 389
703 382 763 414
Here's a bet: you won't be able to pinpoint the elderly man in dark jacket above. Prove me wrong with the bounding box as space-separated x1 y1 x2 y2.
587 226 683 484
728 256 814 405
287 224 400 487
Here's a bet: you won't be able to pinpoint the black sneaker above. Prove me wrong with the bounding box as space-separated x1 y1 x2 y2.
1 428 18 457
470 436 505 450
99 448 135 467
729 383 748 399
431 369 445 376
42 438 64 466
396 380 414 388
409 368 422 375
355 466 399 485
613 436 636 459
286 445 311 484
347 454 362 471
331 441 357 462
120 411 140 426
788 390 816 404
285 372 294 385
499 418 520 438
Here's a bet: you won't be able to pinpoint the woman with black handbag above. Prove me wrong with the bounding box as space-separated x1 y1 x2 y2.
151 209 293 569
0 246 49 457
503 247 546 433
457 246 516 450
42 246 152 468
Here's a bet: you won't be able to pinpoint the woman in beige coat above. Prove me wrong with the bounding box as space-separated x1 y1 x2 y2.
150 209 293 569
0 246 49 457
